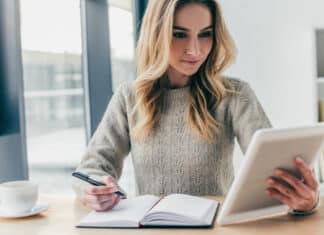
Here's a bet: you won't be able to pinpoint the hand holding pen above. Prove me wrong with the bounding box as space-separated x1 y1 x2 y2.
72 172 124 212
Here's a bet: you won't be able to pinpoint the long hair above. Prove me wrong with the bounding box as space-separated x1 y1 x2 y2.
132 0 237 143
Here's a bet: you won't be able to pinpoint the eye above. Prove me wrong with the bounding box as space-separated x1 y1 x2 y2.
199 31 212 38
173 32 187 39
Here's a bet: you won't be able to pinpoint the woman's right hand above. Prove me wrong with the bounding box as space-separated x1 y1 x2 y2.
81 175 121 211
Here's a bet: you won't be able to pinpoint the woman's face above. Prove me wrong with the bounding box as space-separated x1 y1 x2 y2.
169 3 213 78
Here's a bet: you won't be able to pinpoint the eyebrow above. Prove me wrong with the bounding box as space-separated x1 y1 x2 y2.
173 25 213 31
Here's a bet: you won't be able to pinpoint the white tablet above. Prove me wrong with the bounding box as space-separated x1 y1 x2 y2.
217 124 324 225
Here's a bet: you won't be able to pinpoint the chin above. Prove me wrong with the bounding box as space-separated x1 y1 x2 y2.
179 65 202 76
187 72 198 76
175 67 196 75
182 69 199 76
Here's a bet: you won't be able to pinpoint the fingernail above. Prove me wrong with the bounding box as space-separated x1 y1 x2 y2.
267 179 274 184
296 156 302 163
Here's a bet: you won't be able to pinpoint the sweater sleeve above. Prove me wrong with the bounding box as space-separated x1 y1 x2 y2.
231 81 272 154
72 84 131 198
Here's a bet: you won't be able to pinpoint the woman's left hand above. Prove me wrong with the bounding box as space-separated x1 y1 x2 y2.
266 156 319 212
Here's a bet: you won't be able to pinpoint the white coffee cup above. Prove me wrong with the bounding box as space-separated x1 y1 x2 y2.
0 180 38 214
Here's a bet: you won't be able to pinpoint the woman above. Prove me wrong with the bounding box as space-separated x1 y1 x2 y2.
73 0 319 214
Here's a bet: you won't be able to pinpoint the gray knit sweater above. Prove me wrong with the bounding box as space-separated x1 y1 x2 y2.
73 78 271 197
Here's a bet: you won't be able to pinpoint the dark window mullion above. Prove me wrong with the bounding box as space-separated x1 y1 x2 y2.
0 0 28 182
80 0 113 141
133 0 148 42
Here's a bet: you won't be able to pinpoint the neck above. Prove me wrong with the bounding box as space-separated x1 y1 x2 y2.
167 67 191 89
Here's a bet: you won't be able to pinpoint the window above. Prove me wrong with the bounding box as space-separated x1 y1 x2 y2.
108 0 136 91
20 0 86 193
107 0 136 195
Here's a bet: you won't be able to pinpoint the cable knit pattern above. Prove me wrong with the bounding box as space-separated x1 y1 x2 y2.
72 78 272 197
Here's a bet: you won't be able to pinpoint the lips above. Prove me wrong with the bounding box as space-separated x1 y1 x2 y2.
181 60 200 65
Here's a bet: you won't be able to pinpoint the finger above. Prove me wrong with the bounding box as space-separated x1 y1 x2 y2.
294 157 318 190
84 184 118 195
266 188 294 208
266 178 299 199
94 195 120 212
93 199 115 212
83 194 116 205
105 195 121 211
101 175 117 185
100 175 119 191
274 169 310 197
80 198 88 208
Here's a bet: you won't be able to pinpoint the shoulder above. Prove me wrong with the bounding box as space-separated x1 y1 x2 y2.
220 77 269 123
114 80 136 97
220 76 252 95
113 80 136 104
221 77 263 106
111 81 137 111
218 76 263 114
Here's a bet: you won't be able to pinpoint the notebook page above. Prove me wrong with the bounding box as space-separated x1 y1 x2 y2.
147 194 217 221
78 195 159 227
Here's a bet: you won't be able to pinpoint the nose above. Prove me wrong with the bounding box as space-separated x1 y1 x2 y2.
185 37 200 57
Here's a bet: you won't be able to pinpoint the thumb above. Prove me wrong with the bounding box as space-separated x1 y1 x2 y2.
101 175 115 186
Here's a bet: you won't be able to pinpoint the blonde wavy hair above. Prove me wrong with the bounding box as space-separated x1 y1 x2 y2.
132 0 237 143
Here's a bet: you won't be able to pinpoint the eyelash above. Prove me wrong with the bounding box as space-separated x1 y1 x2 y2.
172 31 212 39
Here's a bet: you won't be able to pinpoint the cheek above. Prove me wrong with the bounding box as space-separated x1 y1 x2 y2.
169 41 184 62
201 39 213 56
170 41 184 56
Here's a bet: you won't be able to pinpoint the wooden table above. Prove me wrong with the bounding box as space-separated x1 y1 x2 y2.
0 195 324 235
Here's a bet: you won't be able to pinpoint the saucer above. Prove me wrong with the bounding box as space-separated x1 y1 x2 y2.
0 201 49 218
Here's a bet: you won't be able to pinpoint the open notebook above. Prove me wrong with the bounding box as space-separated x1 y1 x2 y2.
77 194 219 228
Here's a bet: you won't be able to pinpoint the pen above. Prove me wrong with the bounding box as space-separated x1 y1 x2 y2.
72 172 125 197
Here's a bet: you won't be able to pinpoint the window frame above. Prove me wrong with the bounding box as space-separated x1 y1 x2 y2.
81 0 147 139
80 0 113 139
0 0 147 182
0 0 28 182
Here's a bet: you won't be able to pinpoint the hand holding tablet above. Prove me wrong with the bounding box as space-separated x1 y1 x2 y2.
266 156 319 213
217 124 324 225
